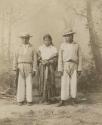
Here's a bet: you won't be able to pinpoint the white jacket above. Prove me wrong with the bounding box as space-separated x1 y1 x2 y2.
58 42 82 72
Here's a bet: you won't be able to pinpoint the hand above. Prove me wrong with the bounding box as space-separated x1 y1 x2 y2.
49 60 54 64
12 69 17 71
58 71 63 77
32 71 36 77
12 69 17 74
42 60 49 65
77 71 82 76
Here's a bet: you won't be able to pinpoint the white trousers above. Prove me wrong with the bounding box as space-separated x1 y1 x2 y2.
61 63 77 100
17 64 33 102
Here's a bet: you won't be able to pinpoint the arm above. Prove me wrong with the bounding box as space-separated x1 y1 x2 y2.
37 50 42 64
37 50 47 65
33 49 38 72
58 45 64 72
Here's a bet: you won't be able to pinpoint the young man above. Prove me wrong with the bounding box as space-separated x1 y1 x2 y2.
58 30 82 106
13 34 37 106
38 34 58 104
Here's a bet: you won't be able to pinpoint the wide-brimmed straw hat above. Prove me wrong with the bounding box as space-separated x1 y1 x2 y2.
19 33 32 39
63 29 75 37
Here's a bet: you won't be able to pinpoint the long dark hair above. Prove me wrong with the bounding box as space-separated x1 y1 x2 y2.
43 34 54 45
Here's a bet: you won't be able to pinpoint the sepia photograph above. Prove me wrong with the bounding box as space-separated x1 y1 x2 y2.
0 0 102 124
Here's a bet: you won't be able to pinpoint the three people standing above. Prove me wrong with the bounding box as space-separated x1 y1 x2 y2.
13 30 82 106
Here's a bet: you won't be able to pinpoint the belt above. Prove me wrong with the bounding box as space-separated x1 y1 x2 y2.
18 62 32 64
65 59 78 64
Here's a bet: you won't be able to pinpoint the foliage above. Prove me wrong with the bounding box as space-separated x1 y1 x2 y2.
78 65 102 93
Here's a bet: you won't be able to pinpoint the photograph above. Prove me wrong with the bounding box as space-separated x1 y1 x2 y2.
0 0 102 125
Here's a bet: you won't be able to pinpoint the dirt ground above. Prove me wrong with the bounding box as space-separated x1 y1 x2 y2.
0 92 102 125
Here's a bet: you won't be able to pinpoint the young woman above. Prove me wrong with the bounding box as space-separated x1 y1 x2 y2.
38 34 58 104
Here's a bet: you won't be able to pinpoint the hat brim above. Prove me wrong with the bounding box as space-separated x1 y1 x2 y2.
63 32 75 37
19 36 32 38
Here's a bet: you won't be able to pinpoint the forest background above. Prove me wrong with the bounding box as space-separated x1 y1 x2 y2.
0 0 102 95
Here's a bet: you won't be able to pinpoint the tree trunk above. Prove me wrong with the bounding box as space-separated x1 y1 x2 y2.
86 0 102 73
8 17 12 63
1 11 5 58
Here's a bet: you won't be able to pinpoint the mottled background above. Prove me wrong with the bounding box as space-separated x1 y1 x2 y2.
0 0 102 94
